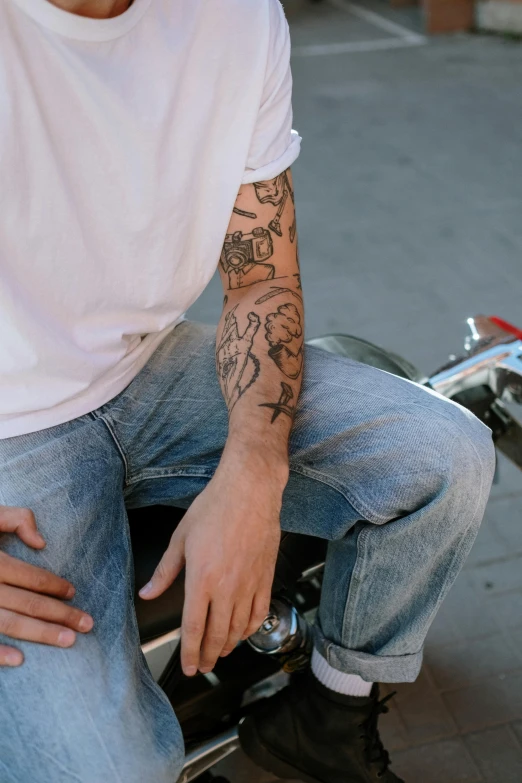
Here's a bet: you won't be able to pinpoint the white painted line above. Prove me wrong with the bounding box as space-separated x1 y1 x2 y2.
292 36 426 57
329 0 427 43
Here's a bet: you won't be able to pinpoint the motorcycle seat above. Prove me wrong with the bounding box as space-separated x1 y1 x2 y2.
129 505 327 644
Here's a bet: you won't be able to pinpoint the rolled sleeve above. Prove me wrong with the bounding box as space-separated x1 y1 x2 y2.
242 0 301 185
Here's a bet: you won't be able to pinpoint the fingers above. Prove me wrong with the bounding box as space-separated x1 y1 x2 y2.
0 584 93 633
243 586 272 640
0 552 75 600
180 580 209 677
0 507 45 550
139 531 184 600
198 600 233 673
220 600 253 658
0 607 78 649
0 644 23 668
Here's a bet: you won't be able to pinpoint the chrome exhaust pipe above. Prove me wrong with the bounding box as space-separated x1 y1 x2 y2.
178 726 240 783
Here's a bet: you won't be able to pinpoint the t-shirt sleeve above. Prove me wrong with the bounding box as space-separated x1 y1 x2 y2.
241 0 302 185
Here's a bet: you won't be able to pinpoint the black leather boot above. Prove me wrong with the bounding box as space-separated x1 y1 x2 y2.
239 672 404 783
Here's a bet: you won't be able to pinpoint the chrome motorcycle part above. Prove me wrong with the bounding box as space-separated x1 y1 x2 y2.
307 334 424 383
179 726 240 783
430 315 522 405
248 597 312 672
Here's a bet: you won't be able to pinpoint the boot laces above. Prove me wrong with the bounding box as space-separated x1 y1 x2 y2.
359 691 396 778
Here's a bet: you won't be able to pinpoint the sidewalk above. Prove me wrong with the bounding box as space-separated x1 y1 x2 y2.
190 2 522 779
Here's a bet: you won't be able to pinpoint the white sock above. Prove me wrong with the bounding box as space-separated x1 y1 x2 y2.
311 648 373 697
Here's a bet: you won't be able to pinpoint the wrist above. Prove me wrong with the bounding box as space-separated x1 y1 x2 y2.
219 435 290 490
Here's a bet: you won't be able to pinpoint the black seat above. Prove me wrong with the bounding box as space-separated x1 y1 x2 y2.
129 505 327 644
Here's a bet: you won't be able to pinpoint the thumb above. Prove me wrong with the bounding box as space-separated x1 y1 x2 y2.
0 507 46 549
139 531 185 600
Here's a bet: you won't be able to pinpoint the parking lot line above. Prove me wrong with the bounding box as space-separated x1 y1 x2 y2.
332 0 427 43
292 0 427 58
292 36 426 57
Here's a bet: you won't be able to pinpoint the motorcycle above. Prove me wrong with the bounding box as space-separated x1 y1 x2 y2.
129 314 522 782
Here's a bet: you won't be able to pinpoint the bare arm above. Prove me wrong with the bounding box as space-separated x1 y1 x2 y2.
216 168 302 458
141 169 303 677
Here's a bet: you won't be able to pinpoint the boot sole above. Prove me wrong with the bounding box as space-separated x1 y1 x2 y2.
238 717 323 783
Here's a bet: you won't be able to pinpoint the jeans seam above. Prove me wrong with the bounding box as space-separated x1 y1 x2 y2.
126 466 215 484
341 525 370 650
94 414 130 486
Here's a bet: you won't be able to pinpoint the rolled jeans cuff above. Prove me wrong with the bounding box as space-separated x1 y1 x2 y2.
312 625 424 684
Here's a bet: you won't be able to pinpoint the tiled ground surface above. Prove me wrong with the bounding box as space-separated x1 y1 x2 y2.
189 1 522 780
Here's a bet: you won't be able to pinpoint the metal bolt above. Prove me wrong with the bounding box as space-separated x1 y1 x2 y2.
261 613 279 634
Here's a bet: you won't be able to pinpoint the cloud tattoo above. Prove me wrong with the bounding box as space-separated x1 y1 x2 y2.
265 303 304 380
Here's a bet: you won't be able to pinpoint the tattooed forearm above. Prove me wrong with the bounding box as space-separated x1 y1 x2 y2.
216 168 303 434
216 306 261 412
259 382 295 423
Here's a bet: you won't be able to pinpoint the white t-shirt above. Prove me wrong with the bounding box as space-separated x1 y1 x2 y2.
0 0 301 439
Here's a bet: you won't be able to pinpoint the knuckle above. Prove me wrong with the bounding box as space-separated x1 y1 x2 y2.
184 620 204 638
154 561 168 581
205 632 226 649
19 508 36 526
230 618 246 635
32 572 49 592
0 609 17 636
25 595 45 617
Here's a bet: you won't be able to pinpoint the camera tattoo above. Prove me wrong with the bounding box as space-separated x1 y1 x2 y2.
259 382 295 423
217 306 261 412
265 303 304 380
220 227 277 290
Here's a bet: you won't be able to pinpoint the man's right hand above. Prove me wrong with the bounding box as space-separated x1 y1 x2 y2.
0 506 93 667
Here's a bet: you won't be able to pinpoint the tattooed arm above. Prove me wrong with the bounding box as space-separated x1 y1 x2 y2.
141 169 302 677
217 168 303 442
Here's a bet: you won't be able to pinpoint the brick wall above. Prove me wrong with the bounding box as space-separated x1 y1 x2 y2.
389 0 522 34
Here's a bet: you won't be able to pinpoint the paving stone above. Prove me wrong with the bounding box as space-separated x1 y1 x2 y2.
389 670 458 746
465 555 522 597
486 589 522 632
424 633 522 691
463 509 511 568
464 726 522 783
489 496 522 556
377 685 409 752
443 673 522 733
391 739 482 783
425 571 502 647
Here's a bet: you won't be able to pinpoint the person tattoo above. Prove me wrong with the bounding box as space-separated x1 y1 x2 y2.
259 382 295 423
217 306 261 411
264 303 304 380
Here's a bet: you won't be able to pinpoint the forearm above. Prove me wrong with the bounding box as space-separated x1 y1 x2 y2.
216 274 304 478
215 167 302 486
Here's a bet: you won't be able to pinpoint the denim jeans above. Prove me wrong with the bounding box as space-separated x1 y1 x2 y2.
0 321 495 783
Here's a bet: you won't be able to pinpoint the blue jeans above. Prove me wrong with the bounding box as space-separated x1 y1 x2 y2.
0 321 495 783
